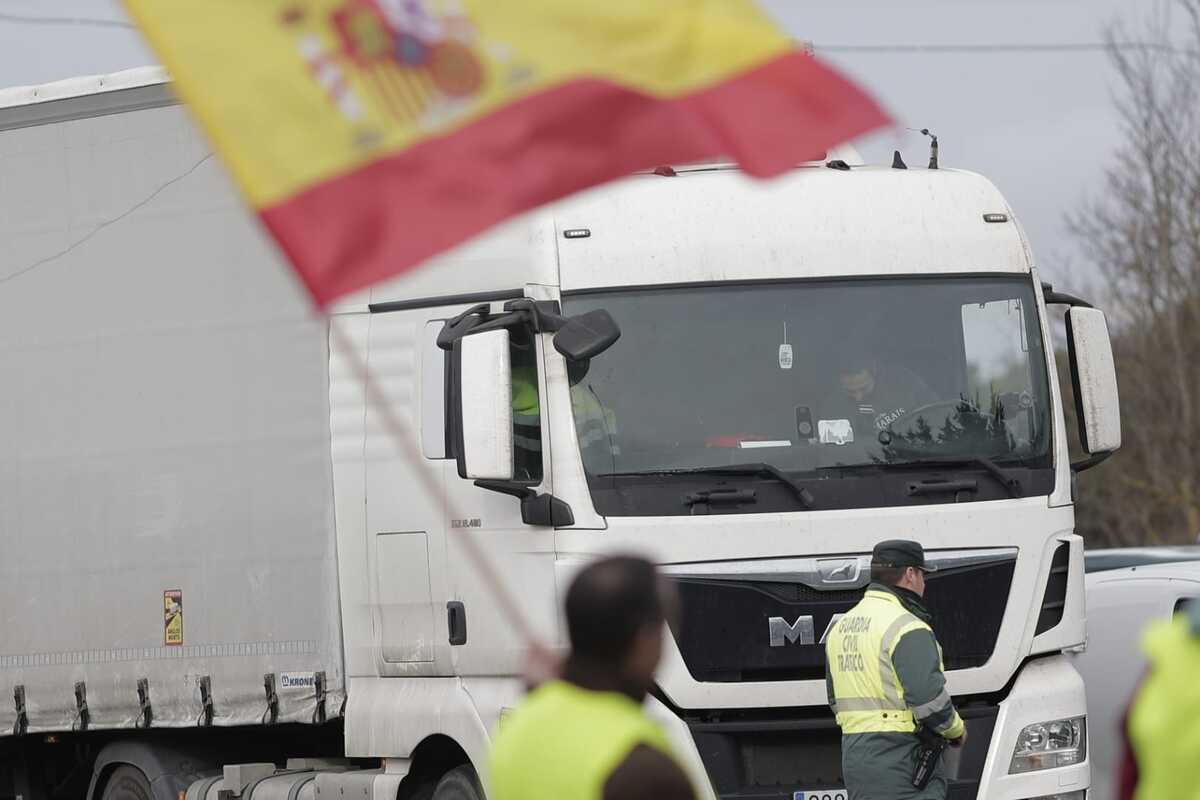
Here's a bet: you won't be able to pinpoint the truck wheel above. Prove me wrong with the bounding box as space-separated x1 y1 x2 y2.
100 765 153 800
432 765 483 800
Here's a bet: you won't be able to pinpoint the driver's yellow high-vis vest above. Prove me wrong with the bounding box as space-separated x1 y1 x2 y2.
826 588 962 737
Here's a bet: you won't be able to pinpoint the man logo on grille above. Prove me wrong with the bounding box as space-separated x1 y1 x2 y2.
769 615 815 647
769 614 846 647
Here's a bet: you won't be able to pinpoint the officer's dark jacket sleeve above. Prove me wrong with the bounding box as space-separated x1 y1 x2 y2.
891 628 965 739
603 744 696 800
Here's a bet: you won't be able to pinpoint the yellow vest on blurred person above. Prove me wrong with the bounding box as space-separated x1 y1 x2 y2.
1129 615 1200 800
489 680 677 800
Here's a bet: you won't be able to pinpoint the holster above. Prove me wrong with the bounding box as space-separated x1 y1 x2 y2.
911 725 948 789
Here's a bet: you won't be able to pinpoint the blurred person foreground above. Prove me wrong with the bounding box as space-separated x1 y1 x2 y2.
490 556 694 800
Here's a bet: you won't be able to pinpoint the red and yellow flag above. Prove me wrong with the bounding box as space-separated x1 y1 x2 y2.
124 1 890 307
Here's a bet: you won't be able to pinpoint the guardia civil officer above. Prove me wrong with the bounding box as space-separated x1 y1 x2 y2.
825 540 966 800
490 555 695 800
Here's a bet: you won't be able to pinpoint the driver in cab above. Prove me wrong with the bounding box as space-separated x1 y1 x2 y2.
821 348 936 443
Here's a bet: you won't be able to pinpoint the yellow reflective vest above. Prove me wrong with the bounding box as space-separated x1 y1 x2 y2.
1129 614 1200 800
511 366 541 452
826 588 962 738
489 680 680 800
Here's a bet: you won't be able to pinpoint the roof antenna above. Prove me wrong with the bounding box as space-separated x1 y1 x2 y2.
891 150 907 169
909 127 939 169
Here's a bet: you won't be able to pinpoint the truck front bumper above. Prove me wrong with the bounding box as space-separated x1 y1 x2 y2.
647 655 1089 800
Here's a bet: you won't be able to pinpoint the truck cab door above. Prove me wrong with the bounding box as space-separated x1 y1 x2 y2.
361 310 455 676
438 316 560 676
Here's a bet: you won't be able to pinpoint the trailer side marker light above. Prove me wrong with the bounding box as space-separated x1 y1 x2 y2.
563 228 591 239
984 213 1009 223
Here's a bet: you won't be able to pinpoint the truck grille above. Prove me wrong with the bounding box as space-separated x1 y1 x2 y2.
668 556 1015 683
682 703 997 799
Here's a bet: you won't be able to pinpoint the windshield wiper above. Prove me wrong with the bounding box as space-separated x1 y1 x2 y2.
835 456 1022 498
600 463 816 509
684 487 758 509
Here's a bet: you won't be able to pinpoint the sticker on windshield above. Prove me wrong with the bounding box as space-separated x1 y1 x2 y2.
818 419 854 445
779 322 793 369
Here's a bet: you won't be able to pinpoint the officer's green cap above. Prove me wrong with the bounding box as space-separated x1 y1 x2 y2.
871 539 936 572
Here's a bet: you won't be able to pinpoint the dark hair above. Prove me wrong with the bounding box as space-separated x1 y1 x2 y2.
871 563 907 586
565 555 663 663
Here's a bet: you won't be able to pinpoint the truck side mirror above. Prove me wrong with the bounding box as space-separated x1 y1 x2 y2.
553 309 620 361
452 329 514 480
1066 307 1121 464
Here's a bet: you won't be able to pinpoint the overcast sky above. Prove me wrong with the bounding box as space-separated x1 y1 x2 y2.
0 0 1150 288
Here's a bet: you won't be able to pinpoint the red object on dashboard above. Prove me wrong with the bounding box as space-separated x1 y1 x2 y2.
706 434 767 448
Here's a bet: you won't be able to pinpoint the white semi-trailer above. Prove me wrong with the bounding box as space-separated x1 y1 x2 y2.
0 68 1121 800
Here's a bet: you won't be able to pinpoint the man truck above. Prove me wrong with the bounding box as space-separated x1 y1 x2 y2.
0 68 1120 800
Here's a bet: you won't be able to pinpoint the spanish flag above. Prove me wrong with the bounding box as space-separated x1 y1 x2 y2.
124 1 889 307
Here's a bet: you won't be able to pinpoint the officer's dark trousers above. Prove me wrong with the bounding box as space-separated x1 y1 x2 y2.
842 732 948 800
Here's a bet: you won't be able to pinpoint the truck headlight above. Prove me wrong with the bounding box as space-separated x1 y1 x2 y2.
1009 716 1086 773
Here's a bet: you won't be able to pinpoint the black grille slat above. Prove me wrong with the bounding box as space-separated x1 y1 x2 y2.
669 559 1016 683
1035 543 1070 634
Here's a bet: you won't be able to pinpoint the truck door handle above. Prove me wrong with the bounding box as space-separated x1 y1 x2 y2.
447 601 468 646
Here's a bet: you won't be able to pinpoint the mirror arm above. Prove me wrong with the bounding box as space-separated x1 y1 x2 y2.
1070 451 1113 473
472 480 575 527
437 303 491 350
473 479 536 500
1041 283 1094 308
438 300 564 352
438 310 529 351
503 298 567 333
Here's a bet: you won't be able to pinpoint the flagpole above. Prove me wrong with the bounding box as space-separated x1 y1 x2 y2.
328 316 537 645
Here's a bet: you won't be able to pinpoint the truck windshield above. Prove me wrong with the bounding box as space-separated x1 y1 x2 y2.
561 276 1052 495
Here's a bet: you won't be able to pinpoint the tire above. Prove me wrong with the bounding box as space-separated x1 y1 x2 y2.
407 781 436 800
100 765 153 800
432 765 484 800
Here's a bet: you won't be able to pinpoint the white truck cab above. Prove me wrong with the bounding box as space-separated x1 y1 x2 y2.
0 70 1121 800
338 154 1121 799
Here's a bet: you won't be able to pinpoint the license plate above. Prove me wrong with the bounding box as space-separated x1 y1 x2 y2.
794 790 848 800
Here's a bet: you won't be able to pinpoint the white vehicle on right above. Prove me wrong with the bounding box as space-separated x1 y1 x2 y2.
1073 547 1200 800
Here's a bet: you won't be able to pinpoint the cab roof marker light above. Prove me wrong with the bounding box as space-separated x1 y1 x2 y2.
562 228 591 239
984 213 1009 223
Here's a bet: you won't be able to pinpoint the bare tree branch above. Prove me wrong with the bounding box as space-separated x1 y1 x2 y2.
1064 0 1200 546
